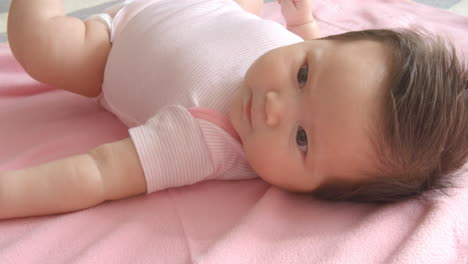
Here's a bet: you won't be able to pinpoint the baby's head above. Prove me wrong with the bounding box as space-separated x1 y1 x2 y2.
230 29 468 203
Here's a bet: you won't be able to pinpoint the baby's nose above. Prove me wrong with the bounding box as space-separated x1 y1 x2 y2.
264 91 284 127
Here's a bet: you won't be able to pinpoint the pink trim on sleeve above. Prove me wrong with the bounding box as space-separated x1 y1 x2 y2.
188 107 241 143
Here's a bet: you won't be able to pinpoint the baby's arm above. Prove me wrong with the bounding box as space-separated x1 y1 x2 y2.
279 0 320 40
0 138 146 219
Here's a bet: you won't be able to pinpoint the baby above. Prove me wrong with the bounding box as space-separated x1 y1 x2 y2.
2 0 467 219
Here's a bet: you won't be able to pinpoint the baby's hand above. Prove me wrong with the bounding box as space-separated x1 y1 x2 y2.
278 0 314 27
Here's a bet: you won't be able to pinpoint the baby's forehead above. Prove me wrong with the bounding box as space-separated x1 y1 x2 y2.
302 39 393 70
299 42 389 182
309 41 392 95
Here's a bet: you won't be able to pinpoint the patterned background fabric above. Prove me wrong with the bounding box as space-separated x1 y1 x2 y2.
1 0 468 42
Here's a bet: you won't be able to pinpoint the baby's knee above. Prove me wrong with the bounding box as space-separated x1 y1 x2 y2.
233 0 263 15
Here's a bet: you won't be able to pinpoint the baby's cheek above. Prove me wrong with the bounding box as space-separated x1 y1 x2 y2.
243 140 271 179
243 139 287 186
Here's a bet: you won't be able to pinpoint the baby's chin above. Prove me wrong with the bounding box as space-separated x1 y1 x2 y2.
228 88 244 135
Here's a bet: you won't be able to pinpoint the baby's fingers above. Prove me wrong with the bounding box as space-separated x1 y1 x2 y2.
294 0 312 10
281 0 297 10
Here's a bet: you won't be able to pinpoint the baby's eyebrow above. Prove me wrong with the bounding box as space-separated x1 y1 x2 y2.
304 50 318 89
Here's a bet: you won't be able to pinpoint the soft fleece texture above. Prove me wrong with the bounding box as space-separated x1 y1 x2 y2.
1 1 467 263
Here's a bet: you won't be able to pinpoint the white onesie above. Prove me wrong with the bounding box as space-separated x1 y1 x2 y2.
97 0 303 193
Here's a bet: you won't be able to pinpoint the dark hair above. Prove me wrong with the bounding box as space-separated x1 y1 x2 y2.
312 29 468 203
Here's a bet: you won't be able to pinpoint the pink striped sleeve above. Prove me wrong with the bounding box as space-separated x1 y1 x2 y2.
197 119 257 181
129 105 256 194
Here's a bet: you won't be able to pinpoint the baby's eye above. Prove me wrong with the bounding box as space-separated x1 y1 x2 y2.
296 126 308 153
297 64 308 89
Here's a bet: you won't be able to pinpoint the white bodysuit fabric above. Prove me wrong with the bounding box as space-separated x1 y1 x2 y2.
98 0 303 193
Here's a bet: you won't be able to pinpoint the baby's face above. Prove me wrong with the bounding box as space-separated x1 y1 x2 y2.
229 39 392 192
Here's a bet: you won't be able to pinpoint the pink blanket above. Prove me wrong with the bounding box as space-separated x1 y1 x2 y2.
1 1 467 263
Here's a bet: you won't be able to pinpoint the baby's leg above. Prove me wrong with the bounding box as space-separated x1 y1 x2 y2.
8 0 111 97
234 0 264 16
